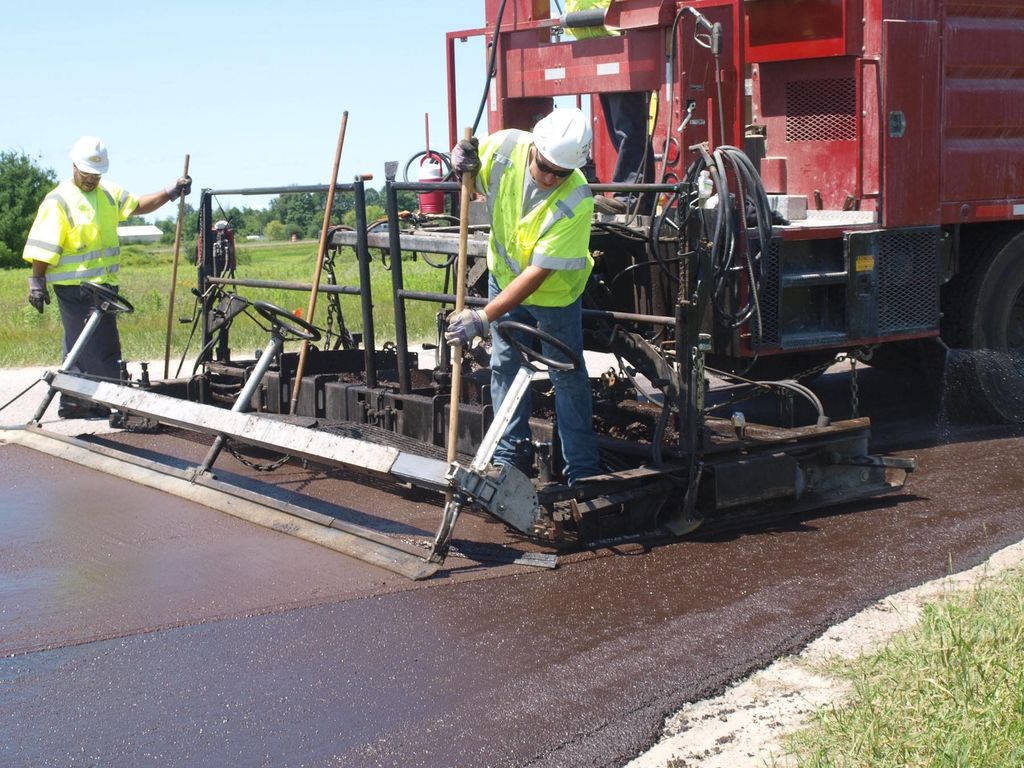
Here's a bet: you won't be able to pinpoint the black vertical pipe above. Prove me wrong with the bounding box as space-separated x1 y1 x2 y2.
385 180 411 394
197 191 217 362
353 178 377 388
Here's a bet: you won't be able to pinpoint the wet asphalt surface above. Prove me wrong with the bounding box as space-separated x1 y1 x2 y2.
1 364 1023 767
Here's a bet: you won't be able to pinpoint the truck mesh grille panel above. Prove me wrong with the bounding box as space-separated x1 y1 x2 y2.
785 78 857 142
757 241 781 346
878 230 940 334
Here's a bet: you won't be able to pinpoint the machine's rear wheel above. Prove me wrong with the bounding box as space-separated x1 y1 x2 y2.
944 228 1024 423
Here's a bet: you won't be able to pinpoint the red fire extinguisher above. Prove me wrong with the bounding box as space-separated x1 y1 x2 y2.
418 152 445 215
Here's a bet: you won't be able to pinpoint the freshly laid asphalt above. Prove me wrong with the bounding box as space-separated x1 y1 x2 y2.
2 364 1022 767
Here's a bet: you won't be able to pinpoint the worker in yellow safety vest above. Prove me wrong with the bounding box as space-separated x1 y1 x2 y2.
565 0 654 211
23 135 191 419
446 108 602 485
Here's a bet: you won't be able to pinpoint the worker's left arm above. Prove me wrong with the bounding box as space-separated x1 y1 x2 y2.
134 176 192 215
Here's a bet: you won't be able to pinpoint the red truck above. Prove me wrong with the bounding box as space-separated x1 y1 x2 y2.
447 0 1024 421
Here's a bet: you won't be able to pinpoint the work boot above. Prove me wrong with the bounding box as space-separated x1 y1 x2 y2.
593 195 628 215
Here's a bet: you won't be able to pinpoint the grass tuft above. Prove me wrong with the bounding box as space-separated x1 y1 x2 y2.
786 568 1024 767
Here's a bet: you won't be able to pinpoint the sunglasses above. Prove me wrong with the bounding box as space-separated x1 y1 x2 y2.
531 148 572 179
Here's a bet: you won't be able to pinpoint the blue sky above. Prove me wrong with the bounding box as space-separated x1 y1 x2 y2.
2 2 489 217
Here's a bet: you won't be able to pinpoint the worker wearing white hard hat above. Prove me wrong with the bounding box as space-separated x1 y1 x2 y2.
446 107 602 485
22 136 193 419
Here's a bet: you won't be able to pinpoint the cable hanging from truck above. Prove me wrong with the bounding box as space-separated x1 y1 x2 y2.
691 143 773 345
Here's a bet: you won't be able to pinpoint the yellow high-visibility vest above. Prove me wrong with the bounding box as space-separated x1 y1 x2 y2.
477 129 594 307
22 179 138 286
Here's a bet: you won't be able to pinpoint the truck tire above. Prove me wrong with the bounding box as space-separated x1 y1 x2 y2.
943 227 1024 424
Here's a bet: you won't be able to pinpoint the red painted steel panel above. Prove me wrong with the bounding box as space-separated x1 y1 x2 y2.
944 17 1024 78
745 0 862 62
676 3 745 156
486 0 549 25
753 57 861 210
603 0 676 30
941 12 1024 208
882 20 941 227
882 0 937 22
944 0 1024 20
504 29 663 98
943 84 1024 141
859 58 882 203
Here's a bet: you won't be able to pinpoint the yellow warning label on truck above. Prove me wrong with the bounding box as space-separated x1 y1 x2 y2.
855 255 875 273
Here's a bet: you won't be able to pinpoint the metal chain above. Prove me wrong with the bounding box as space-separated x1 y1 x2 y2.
846 346 875 419
849 356 859 418
787 354 841 384
224 439 292 472
323 249 340 350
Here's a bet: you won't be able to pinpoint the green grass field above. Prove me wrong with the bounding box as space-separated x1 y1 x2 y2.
0 240 452 368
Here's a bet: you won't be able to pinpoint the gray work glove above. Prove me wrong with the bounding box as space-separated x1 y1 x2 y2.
164 175 192 201
450 137 480 174
28 276 50 313
445 308 489 346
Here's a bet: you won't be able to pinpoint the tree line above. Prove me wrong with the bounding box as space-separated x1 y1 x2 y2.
0 150 426 268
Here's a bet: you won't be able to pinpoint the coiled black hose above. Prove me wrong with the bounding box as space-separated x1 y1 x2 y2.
693 144 772 342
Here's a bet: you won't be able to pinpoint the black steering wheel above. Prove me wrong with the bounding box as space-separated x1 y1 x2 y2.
81 281 134 314
252 300 321 342
493 320 581 372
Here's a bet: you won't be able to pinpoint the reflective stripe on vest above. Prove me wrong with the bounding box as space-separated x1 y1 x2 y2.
493 239 521 277
47 260 120 284
45 193 74 226
483 130 529 278
537 185 592 239
485 131 524 222
25 238 62 256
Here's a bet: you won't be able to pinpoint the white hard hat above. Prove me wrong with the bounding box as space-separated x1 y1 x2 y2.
70 136 109 175
215 219 229 230
532 108 593 170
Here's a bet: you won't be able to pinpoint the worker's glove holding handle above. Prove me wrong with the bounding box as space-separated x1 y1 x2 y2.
27 276 50 313
450 137 480 175
445 308 489 347
164 175 193 201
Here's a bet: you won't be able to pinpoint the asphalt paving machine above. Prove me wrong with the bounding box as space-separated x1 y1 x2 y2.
46 0 1024 577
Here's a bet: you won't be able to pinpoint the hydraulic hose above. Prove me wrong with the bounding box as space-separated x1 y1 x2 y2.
693 144 772 343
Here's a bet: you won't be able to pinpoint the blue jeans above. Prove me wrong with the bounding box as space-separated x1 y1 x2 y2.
488 275 601 484
53 283 122 410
